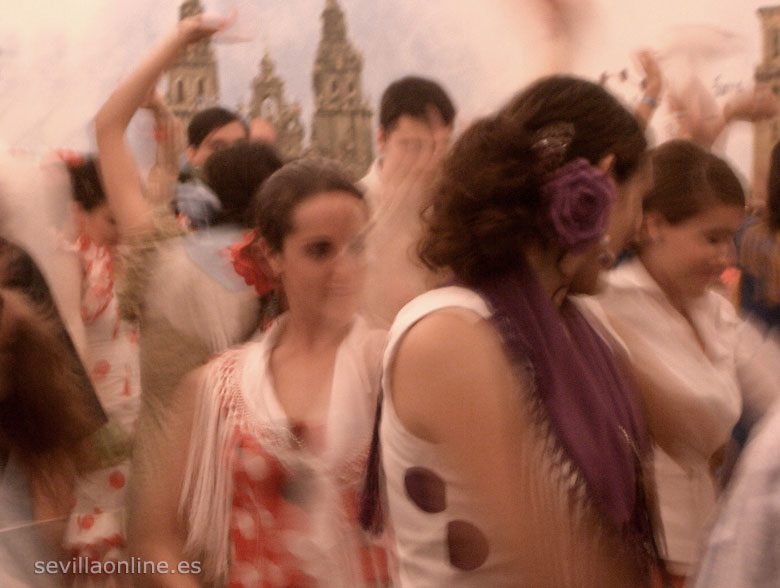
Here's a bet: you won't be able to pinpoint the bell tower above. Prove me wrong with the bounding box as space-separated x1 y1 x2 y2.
165 0 220 128
754 5 780 198
309 0 373 179
248 52 304 160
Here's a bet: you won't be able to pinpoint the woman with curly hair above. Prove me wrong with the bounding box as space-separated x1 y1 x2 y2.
362 75 661 587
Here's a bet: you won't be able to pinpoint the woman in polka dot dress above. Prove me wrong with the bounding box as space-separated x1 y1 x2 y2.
129 157 389 588
60 157 141 588
364 77 665 587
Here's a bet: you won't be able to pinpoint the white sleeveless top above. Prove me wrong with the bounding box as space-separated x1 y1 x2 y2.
380 286 520 587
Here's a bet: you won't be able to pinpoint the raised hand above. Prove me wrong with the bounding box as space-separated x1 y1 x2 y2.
176 12 229 46
635 49 662 100
632 49 663 130
378 108 449 225
375 134 436 234
95 13 230 236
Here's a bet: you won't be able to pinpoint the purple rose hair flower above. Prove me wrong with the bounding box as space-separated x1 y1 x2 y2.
542 158 616 253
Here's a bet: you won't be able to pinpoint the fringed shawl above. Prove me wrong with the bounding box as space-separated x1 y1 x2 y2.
179 317 385 587
475 260 656 559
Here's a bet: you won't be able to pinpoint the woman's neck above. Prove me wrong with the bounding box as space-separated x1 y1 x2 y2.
277 311 353 353
637 253 712 351
637 252 687 315
524 245 569 307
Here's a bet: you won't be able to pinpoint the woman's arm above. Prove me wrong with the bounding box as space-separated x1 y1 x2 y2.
391 309 645 587
632 50 662 131
605 310 737 464
94 16 224 236
125 367 205 588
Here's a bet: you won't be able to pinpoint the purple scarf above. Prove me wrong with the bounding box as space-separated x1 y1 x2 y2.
476 259 652 544
362 259 658 566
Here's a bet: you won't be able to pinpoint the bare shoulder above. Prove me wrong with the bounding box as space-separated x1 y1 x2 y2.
394 306 503 368
392 307 522 443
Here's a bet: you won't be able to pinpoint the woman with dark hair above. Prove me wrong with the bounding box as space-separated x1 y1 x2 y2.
364 75 659 587
0 238 105 588
129 158 388 588
68 156 120 248
94 17 283 408
94 17 285 587
588 140 780 586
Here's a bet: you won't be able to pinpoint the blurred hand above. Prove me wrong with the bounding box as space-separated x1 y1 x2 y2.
667 75 724 148
176 13 228 45
635 49 662 99
379 131 438 227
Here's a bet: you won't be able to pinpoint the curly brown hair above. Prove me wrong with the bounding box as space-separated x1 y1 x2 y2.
419 75 647 286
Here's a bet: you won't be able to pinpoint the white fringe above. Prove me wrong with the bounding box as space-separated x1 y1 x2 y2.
175 330 387 587
178 349 243 587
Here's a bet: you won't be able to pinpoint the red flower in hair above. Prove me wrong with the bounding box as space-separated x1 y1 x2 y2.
228 229 276 296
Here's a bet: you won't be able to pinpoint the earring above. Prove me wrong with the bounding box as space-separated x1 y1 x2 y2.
597 235 617 268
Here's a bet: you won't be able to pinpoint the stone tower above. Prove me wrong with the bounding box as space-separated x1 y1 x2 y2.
309 0 373 179
249 53 305 160
166 0 220 128
754 5 780 198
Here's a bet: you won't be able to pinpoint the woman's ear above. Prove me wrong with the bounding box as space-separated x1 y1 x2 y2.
259 238 282 278
597 154 616 174
185 145 198 167
641 210 667 245
376 126 387 154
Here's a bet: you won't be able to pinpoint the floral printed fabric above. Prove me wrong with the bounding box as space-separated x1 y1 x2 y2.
63 236 141 588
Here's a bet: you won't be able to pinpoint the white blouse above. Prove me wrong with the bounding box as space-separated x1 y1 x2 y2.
587 258 780 573
380 286 518 587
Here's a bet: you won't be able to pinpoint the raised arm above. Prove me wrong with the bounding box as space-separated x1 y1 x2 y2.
632 50 662 131
604 310 738 465
94 16 224 236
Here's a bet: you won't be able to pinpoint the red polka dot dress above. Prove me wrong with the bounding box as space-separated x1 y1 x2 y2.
63 236 141 588
181 316 389 587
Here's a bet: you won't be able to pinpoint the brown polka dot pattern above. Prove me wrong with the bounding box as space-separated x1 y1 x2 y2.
446 520 489 571
404 467 446 513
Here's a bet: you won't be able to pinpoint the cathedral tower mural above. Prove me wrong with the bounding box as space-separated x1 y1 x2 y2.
249 53 305 160
309 0 373 179
755 5 780 194
165 0 220 128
